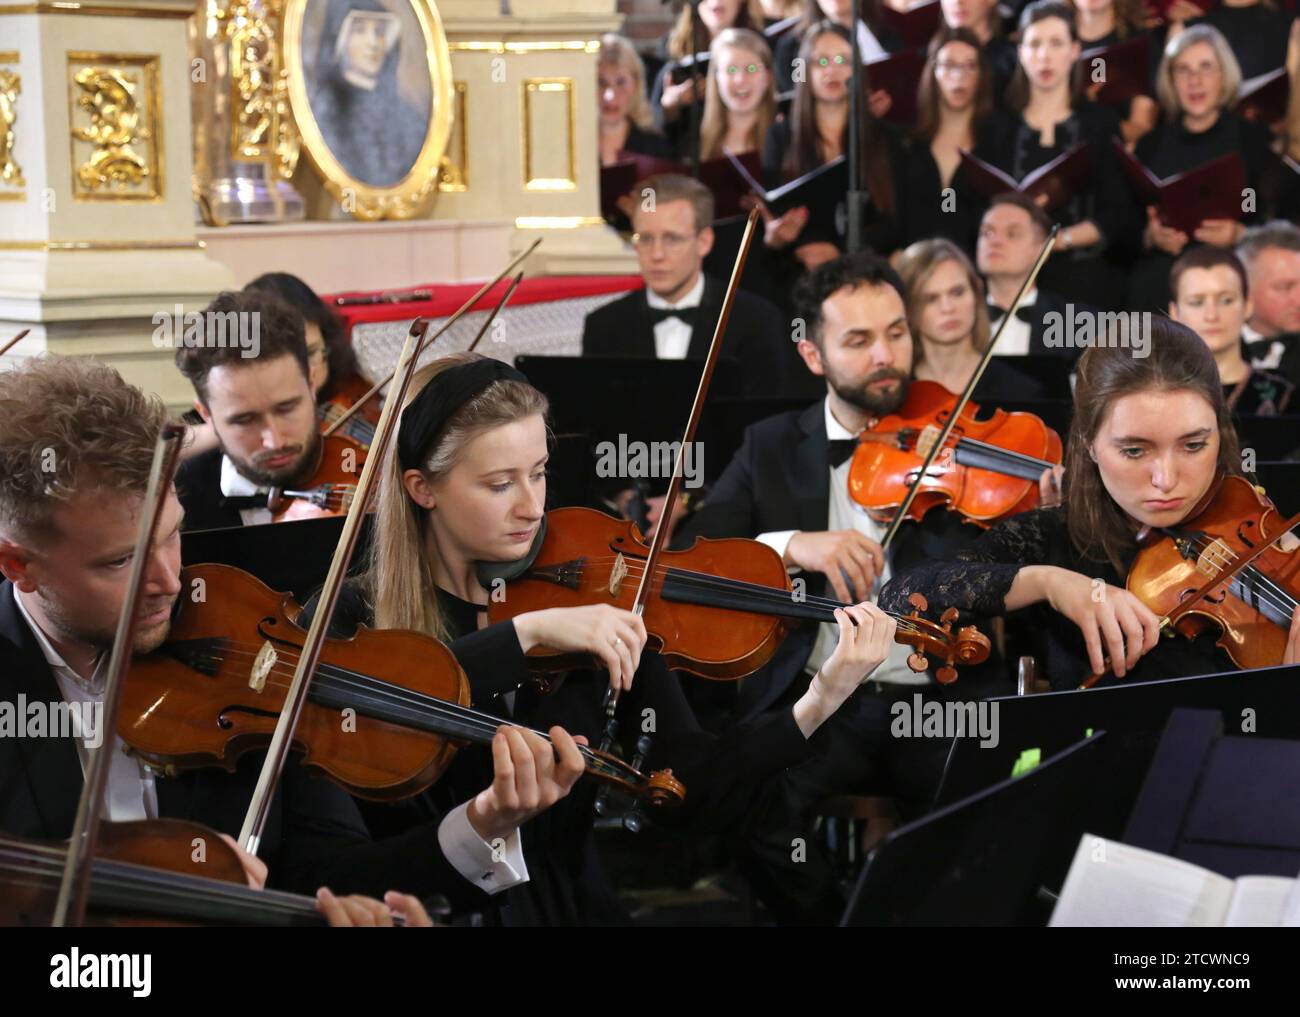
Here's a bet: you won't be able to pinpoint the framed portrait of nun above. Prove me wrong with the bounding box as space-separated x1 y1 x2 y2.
284 0 452 220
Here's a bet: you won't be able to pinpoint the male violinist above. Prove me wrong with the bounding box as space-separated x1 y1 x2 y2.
674 251 1023 923
172 289 331 530
0 356 587 922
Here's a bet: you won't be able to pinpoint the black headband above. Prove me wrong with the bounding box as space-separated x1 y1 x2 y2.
397 359 530 472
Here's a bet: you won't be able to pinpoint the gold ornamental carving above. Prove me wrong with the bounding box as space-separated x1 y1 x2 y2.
216 1 300 181
67 53 162 201
0 53 24 195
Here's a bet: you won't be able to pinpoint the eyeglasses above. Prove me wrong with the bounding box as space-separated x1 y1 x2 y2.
630 232 696 252
1172 61 1220 82
815 55 848 67
724 63 763 75
936 60 978 77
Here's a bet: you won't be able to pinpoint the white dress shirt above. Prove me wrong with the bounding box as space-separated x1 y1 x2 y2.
646 274 705 360
220 454 274 527
988 287 1037 356
14 590 529 894
755 398 926 686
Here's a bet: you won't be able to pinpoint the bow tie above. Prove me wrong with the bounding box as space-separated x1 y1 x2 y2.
219 493 271 511
828 438 859 468
648 305 701 328
988 303 1036 325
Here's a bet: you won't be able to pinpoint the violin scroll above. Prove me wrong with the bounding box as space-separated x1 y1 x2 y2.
897 591 992 685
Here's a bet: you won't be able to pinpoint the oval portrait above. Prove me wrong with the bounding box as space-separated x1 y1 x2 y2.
284 0 452 218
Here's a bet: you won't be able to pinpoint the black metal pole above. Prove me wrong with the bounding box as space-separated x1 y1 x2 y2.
687 0 703 177
846 0 864 254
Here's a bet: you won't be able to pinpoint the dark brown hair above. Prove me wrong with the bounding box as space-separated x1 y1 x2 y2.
175 289 310 406
1005 1 1085 111
914 26 994 143
783 20 895 217
244 272 357 399
1169 246 1250 302
987 191 1054 238
1064 316 1241 571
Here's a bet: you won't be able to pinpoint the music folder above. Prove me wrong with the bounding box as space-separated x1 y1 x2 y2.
1111 139 1247 235
867 48 927 127
1078 34 1152 106
727 150 849 233
1235 65 1289 128
600 150 764 221
958 144 1090 212
668 49 710 86
879 0 942 50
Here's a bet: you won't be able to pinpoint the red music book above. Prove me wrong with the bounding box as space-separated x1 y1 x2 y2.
879 0 942 50
867 48 927 126
600 150 764 222
958 144 1091 213
1235 66 1290 129
1078 34 1153 106
1112 139 1247 235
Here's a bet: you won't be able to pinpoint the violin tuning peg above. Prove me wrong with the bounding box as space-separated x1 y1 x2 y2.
908 592 929 613
940 607 958 626
906 651 928 673
936 665 958 685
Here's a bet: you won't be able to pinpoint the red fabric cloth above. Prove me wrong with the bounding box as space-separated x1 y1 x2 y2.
328 275 644 330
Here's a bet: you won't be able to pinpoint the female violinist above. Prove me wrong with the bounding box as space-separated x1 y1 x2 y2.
879 315 1300 691
300 350 902 925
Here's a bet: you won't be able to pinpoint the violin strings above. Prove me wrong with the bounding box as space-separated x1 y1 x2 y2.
1171 531 1298 622
154 645 637 785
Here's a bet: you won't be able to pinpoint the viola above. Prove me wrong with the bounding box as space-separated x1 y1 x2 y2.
1 820 331 927
1125 474 1300 671
848 379 1063 529
122 563 684 807
266 432 367 523
486 507 992 684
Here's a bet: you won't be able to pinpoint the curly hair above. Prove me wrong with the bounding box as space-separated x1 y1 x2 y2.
793 250 908 347
0 356 168 545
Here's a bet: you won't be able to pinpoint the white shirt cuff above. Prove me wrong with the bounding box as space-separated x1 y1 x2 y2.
437 801 529 895
757 529 798 566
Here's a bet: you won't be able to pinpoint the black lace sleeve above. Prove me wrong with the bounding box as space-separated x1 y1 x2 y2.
879 507 1069 619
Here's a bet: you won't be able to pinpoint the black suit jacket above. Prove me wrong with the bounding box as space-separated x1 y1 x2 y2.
676 400 983 717
0 580 489 907
580 276 815 399
176 447 245 531
988 289 1087 362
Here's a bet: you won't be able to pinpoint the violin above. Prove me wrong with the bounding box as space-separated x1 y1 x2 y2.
318 374 381 450
266 432 366 523
2 820 329 927
1125 473 1300 671
848 379 1063 529
487 507 992 684
122 563 684 807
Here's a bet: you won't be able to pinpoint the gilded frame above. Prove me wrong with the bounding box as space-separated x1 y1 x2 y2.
282 0 453 221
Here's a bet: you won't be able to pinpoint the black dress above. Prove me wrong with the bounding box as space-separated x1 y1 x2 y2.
975 103 1140 308
1224 365 1295 416
878 506 1235 691
897 119 998 252
302 582 817 926
1125 112 1278 311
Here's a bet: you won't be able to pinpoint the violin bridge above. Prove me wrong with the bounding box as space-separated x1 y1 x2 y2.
609 552 628 598
249 641 277 693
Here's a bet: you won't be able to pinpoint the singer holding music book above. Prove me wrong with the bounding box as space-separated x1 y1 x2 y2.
1124 25 1281 312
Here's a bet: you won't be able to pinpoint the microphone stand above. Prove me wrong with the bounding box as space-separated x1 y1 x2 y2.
685 0 703 178
846 0 865 254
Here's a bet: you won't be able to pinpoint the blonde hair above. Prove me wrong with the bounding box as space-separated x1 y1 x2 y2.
0 356 169 546
700 28 777 161
1155 24 1242 121
668 0 765 59
366 353 549 641
599 33 655 130
895 238 992 365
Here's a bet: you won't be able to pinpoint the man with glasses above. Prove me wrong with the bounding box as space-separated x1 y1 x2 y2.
581 173 797 393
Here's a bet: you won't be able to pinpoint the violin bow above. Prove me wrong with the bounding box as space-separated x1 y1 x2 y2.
322 241 541 439
878 225 1059 553
52 422 188 926
0 329 30 357
600 207 761 732
238 313 436 853
466 272 523 354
